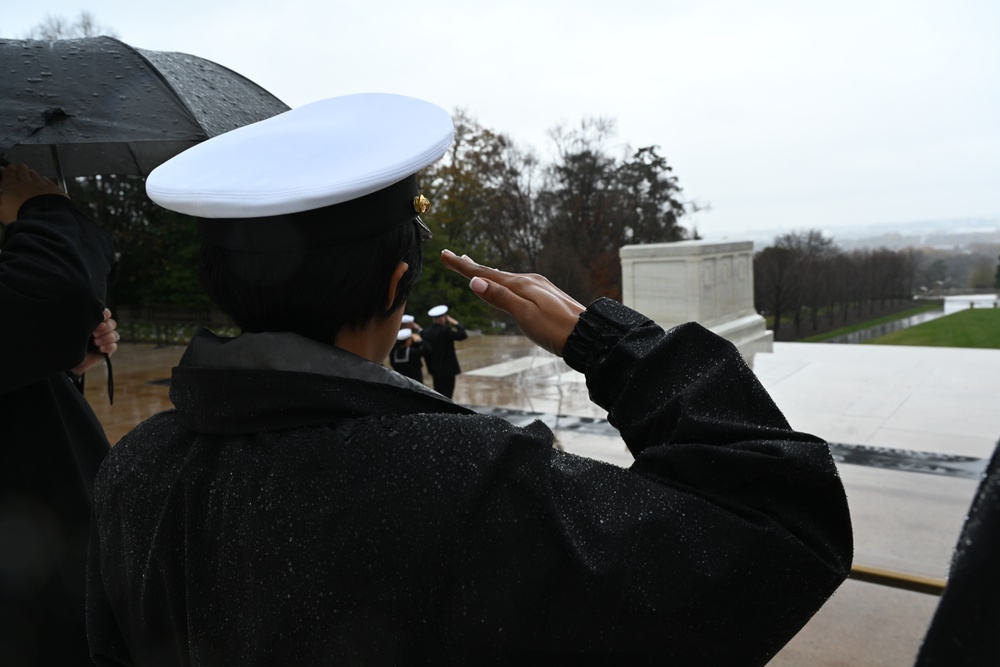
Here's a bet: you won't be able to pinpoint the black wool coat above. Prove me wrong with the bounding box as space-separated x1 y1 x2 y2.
1 195 115 665
916 440 1000 666
88 299 853 666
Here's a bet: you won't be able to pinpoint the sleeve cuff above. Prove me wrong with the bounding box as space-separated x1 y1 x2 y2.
562 298 653 373
16 193 77 219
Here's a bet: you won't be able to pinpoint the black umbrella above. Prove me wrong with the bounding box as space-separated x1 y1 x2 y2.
1 37 290 403
0 36 290 182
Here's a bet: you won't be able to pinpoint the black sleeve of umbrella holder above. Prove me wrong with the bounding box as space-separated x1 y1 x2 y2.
0 194 116 394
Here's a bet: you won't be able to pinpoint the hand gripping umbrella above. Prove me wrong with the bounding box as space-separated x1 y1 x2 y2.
0 36 291 183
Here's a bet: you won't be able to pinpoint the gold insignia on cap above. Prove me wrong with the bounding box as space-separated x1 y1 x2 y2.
413 194 431 214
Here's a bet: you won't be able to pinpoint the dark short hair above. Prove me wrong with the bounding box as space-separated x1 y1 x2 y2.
197 220 427 343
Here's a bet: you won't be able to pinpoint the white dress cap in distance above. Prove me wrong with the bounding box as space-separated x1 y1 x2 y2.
145 93 454 219
401 314 415 324
427 305 448 318
396 328 413 341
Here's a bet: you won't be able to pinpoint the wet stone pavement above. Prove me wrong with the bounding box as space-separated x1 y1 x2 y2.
81 332 999 666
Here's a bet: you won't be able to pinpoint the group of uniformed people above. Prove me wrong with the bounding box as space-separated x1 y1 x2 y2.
389 305 467 399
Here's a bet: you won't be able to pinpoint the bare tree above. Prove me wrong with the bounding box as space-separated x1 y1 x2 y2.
423 109 541 270
754 245 797 335
772 230 837 336
536 119 619 301
537 119 689 303
755 231 925 339
24 11 117 39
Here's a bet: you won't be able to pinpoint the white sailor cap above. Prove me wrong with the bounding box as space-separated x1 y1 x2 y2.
427 305 448 317
145 93 453 251
396 328 413 341
401 314 415 324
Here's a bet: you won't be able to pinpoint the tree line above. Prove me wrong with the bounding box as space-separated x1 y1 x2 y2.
754 230 922 337
755 228 1000 339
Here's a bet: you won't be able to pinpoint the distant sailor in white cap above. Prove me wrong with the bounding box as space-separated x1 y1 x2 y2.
388 325 430 383
421 304 466 399
87 94 851 664
401 312 421 334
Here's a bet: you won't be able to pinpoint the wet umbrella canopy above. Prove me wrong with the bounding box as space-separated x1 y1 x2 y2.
0 37 290 180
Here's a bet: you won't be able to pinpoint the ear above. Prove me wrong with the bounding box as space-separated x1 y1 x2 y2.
386 261 409 311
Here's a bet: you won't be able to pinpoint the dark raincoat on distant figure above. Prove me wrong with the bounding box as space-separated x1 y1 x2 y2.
1 195 114 665
422 320 466 398
87 298 853 666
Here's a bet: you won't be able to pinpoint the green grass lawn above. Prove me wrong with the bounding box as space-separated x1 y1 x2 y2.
800 303 942 342
865 308 1000 348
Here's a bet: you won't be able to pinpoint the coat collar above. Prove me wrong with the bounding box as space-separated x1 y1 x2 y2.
170 329 473 435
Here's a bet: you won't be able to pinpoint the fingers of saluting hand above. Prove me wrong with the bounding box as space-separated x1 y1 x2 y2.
91 308 120 356
440 249 585 356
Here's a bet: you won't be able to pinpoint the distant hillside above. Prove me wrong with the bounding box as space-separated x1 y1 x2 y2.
838 222 1000 252
712 216 1000 252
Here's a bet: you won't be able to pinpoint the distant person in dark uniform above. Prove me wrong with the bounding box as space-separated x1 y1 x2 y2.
87 93 852 666
388 326 430 383
422 304 466 399
0 162 118 666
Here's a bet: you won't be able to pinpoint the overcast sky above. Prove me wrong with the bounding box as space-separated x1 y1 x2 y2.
4 0 998 240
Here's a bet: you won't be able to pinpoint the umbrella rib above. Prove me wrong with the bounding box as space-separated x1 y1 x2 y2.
111 37 204 137
124 142 144 177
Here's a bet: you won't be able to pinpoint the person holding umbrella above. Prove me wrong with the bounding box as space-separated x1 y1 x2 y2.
422 304 467 399
0 162 118 665
87 93 851 665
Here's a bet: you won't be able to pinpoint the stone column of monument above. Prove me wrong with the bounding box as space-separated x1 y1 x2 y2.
619 240 773 365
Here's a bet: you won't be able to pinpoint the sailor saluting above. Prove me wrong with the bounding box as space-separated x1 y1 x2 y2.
88 93 852 666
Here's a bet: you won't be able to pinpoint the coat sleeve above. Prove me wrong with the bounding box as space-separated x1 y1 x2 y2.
566 298 853 562
0 195 115 394
916 441 1000 666
448 298 853 664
